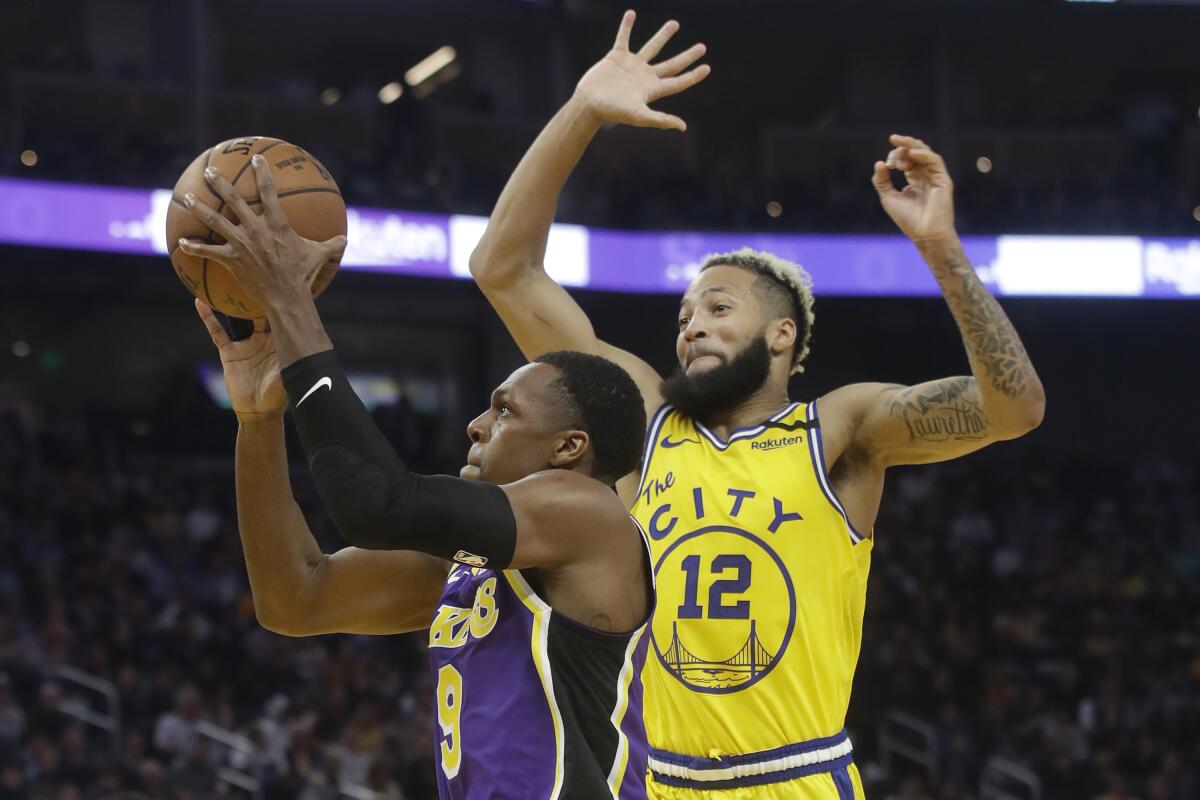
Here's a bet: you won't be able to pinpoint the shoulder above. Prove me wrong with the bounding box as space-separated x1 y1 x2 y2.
505 469 631 528
648 402 678 426
818 382 903 414
504 469 641 569
815 382 903 462
497 470 631 570
818 383 904 427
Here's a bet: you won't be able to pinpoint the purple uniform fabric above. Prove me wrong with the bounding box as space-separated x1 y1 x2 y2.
429 564 651 800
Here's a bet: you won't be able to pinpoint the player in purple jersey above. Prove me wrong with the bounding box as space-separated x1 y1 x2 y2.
183 156 655 799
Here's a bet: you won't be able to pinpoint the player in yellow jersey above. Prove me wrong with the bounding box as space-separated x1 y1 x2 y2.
469 12 1046 798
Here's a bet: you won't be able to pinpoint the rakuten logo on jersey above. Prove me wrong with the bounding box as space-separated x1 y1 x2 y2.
750 435 803 451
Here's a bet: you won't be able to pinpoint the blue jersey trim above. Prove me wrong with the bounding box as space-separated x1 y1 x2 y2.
636 404 673 495
833 765 857 800
692 402 801 451
805 400 865 544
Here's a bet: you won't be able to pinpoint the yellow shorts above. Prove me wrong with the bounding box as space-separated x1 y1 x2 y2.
645 730 866 799
648 762 865 799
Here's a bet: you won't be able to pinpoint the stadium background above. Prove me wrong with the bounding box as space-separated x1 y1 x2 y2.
1 1 1198 798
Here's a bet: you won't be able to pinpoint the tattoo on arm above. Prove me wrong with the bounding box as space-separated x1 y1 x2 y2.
885 378 989 444
931 244 1035 400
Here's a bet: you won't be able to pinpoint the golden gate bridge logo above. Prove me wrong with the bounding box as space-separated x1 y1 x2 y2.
659 619 776 690
651 525 797 694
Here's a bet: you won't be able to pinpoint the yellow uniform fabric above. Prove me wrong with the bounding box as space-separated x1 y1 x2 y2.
631 401 872 798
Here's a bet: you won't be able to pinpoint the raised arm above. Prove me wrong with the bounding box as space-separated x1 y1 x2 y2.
822 136 1045 468
195 303 448 638
236 415 448 636
182 163 645 590
467 11 711 413
277 347 633 572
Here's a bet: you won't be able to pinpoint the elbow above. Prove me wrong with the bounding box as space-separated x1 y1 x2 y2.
258 619 307 638
467 242 525 292
329 508 398 551
999 382 1046 438
1022 379 1047 432
250 567 326 638
1026 398 1046 433
467 241 488 278
253 603 310 637
468 240 500 284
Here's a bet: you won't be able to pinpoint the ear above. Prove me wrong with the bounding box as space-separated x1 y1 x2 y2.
768 318 797 358
549 429 590 470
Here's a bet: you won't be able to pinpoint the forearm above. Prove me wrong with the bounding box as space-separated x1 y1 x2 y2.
263 292 333 370
469 94 601 286
281 350 518 567
234 416 325 627
922 237 1045 430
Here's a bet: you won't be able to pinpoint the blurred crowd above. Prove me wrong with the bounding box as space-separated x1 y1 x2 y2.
1 398 1197 800
5 4 1199 239
0 407 437 800
3 110 1193 239
854 454 1200 800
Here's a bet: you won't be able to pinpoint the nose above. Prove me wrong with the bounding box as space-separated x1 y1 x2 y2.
683 318 708 342
466 412 487 443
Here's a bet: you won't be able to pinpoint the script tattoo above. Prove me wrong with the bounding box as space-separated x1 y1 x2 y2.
933 245 1035 400
887 378 989 443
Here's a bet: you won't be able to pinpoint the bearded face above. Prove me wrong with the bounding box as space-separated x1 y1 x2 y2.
661 333 772 420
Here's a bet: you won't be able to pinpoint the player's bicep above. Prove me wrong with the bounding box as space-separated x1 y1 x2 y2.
595 342 663 502
597 340 664 418
478 272 664 414
297 548 450 636
501 471 628 569
853 377 1005 467
478 268 602 360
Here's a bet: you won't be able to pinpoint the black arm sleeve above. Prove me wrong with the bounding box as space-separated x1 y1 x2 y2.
280 349 517 569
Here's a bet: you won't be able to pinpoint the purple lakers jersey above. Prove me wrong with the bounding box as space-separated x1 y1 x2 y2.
428 544 653 800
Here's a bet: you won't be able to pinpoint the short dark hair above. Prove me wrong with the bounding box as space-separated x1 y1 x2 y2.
700 248 815 374
534 351 646 484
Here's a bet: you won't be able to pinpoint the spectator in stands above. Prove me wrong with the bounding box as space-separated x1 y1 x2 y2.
0 404 1196 798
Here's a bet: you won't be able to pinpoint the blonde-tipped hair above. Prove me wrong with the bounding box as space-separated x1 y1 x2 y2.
699 248 815 374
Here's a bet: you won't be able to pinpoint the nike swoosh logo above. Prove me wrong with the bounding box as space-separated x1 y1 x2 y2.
297 377 332 406
661 436 700 448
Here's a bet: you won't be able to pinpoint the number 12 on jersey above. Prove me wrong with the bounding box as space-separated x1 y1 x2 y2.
678 554 752 619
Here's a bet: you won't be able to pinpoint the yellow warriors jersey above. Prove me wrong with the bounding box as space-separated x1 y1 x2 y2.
631 401 872 798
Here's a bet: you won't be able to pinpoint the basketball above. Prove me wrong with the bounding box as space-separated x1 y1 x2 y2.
165 136 347 319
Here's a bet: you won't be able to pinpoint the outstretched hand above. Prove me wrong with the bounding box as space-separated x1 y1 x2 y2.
871 134 957 247
574 10 711 132
178 155 347 312
195 299 286 422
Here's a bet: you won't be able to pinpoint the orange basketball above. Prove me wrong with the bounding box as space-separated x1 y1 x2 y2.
165 136 347 319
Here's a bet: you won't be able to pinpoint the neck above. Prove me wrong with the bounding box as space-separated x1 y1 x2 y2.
697 382 791 441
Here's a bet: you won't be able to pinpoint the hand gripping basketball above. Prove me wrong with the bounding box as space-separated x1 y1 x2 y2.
194 298 286 422
179 154 348 314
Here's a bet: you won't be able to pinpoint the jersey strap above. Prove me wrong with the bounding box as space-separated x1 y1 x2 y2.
647 729 854 790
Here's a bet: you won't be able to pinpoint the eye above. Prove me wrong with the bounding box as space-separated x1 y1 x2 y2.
713 303 731 313
498 402 512 416
677 316 690 330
